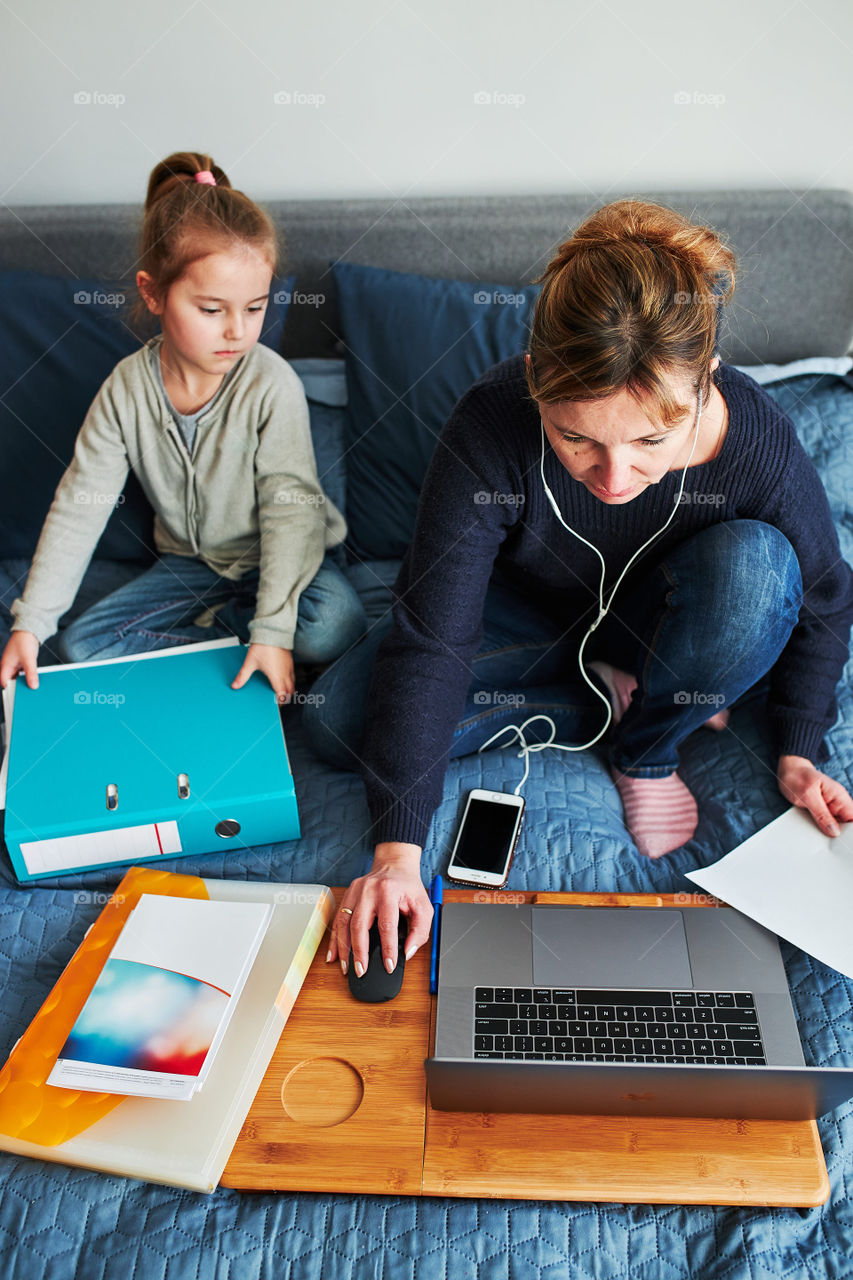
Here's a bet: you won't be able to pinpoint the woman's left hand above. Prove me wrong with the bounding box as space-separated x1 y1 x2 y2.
777 754 853 837
231 643 295 703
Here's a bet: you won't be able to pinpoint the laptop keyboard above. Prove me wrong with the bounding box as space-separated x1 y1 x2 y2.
473 987 767 1064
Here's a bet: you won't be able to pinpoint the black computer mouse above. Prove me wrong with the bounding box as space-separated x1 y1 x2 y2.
348 918 407 1003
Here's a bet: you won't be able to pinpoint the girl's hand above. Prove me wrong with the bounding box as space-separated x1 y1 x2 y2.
231 643 295 703
327 842 433 978
777 754 853 837
0 631 39 690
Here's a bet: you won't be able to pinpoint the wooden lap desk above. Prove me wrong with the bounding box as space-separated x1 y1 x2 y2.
222 891 829 1206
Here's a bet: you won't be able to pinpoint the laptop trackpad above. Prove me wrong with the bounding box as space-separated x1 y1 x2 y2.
531 908 693 989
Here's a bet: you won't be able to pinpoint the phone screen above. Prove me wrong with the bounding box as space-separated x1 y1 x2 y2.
450 797 522 875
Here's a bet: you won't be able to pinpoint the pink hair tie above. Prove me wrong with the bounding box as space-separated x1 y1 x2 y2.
194 170 216 186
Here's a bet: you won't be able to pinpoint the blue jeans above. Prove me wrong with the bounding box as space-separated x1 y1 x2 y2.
303 521 802 777
57 552 367 664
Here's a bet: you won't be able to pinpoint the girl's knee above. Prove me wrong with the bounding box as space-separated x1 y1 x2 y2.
56 622 86 664
294 591 367 665
57 617 129 664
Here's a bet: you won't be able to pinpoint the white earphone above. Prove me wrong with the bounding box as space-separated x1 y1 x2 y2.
478 383 705 788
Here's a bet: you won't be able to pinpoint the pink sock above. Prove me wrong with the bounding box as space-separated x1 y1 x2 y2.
590 661 729 731
611 769 699 859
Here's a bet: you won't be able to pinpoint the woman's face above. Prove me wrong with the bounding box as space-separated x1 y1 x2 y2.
538 362 716 505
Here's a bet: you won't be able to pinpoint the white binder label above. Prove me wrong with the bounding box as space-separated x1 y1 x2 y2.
21 821 183 875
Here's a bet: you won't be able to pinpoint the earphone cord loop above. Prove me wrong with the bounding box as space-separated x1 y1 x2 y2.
477 714 577 795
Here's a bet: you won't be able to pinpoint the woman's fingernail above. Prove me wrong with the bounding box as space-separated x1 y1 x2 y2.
354 961 364 978
385 957 394 973
828 823 840 836
325 949 332 963
340 959 348 976
405 946 416 961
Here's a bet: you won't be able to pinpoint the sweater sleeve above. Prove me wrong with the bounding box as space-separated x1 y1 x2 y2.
10 377 130 644
757 428 853 764
360 389 522 847
250 372 341 649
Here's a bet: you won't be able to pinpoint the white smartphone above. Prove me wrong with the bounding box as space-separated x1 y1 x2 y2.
446 788 526 888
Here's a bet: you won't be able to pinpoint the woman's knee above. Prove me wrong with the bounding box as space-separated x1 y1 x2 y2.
677 519 802 619
301 618 391 769
301 696 366 770
301 661 368 769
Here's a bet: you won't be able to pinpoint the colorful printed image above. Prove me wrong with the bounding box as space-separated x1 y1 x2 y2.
58 958 229 1077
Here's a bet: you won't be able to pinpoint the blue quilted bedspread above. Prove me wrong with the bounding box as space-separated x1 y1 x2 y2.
1 372 853 1279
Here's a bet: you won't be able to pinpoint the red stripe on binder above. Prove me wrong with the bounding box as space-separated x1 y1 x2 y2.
154 824 164 855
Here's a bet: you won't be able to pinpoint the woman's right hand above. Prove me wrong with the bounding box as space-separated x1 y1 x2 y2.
327 841 434 979
0 631 39 690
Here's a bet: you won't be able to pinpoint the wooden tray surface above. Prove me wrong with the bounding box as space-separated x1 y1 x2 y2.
222 892 829 1207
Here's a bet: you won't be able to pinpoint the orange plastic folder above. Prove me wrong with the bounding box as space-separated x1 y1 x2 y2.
0 867 334 1191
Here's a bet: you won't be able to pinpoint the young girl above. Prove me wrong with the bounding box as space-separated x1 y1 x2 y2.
0 151 366 702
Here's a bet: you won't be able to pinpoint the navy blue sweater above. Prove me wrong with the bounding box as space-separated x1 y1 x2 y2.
362 358 853 847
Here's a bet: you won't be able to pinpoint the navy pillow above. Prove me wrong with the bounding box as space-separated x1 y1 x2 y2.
0 271 293 561
333 262 538 560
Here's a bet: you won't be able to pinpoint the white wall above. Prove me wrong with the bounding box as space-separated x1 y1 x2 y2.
1 0 851 206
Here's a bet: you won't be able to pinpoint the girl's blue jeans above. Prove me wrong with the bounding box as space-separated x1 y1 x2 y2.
303 520 803 777
57 552 367 666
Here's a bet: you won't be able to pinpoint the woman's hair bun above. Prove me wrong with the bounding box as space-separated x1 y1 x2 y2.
527 198 737 421
569 199 735 296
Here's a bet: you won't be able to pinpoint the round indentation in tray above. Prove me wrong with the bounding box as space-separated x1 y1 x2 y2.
281 1057 364 1126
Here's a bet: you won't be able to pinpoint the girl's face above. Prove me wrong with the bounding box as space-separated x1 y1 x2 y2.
138 245 273 378
538 360 718 505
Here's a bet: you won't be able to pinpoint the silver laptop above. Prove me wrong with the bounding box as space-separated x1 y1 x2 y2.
425 903 853 1119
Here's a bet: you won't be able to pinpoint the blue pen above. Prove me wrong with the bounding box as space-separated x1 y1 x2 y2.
429 874 443 995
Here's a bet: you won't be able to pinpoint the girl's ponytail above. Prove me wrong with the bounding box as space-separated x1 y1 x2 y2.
144 151 232 210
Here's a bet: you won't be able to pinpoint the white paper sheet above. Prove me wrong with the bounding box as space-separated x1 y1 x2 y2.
686 806 853 981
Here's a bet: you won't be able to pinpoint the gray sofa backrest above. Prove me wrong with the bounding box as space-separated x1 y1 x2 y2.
2 189 851 364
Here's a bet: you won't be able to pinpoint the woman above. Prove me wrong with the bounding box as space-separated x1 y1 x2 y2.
305 199 853 979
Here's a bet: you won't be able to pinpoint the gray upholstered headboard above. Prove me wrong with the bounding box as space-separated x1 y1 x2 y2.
2 189 851 365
